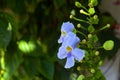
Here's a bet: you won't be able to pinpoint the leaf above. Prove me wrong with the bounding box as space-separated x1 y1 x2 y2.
39 57 54 80
6 0 26 14
18 40 36 53
3 51 23 80
53 0 66 8
103 40 114 50
93 35 98 42
88 25 95 33
0 16 12 49
77 75 85 80
18 39 43 57
23 57 41 78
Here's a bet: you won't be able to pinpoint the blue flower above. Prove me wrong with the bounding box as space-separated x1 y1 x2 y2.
58 22 74 43
57 32 85 68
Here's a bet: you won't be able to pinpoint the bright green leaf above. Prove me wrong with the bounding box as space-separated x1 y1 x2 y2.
18 40 36 53
103 40 114 50
77 75 85 80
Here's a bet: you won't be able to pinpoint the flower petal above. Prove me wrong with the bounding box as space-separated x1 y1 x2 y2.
57 46 67 59
72 48 85 61
65 55 74 68
58 35 64 43
63 32 80 48
61 22 74 33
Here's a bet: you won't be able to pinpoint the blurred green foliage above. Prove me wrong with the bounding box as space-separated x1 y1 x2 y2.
0 0 77 80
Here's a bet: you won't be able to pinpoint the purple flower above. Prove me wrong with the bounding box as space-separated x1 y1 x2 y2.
58 22 74 43
57 32 85 68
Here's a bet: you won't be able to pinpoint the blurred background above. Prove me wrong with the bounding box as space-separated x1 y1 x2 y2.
0 0 78 80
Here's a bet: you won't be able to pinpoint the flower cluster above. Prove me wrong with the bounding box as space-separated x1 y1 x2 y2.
57 21 85 69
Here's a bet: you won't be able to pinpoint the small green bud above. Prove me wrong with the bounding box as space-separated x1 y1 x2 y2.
75 1 82 8
88 34 92 38
93 15 98 19
106 24 110 28
89 0 98 7
90 68 95 73
80 9 84 13
82 39 87 44
88 3 93 7
0 69 5 75
77 66 81 71
99 61 103 66
71 9 76 16
70 15 73 19
80 9 90 15
95 51 99 55
77 24 81 28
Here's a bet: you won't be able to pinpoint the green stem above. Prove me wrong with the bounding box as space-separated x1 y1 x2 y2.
80 26 88 31
77 31 87 38
81 5 88 12
72 16 89 24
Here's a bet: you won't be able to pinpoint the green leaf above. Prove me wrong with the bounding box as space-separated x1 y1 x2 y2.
0 16 12 49
88 25 95 33
39 57 54 80
93 35 98 42
77 75 85 80
18 40 36 53
88 8 95 15
3 51 23 80
6 0 26 14
23 57 41 78
53 0 66 8
103 40 114 50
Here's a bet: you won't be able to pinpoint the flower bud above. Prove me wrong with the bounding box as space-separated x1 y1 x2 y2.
75 1 82 8
88 3 93 7
88 34 92 38
99 61 103 66
70 15 73 19
90 68 95 73
77 66 81 71
106 24 110 28
93 15 98 20
82 39 87 44
80 9 90 15
77 24 81 28
95 51 99 55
